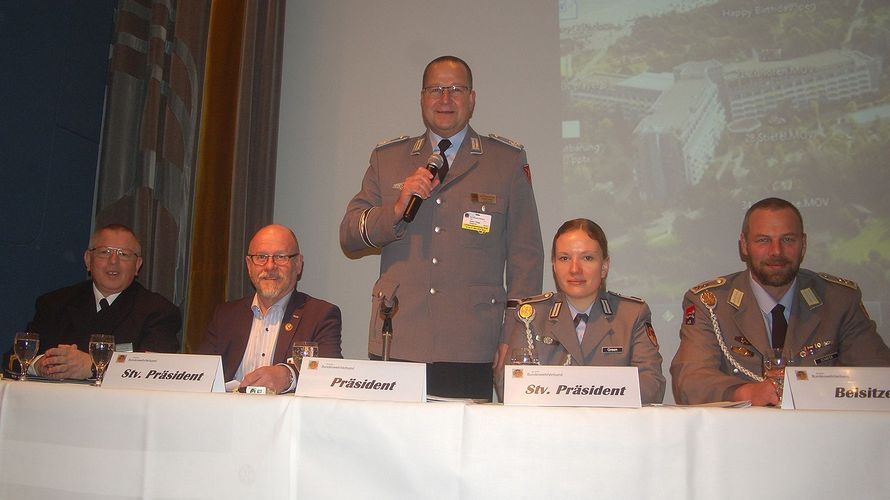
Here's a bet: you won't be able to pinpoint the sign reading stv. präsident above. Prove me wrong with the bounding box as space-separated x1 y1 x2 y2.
102 352 225 393
782 366 890 411
294 358 426 402
504 365 641 407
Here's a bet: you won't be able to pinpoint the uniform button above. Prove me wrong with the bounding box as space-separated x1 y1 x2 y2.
436 198 442 205
429 288 436 295
732 368 739 374
481 205 486 212
434 226 440 233
490 298 496 304
432 257 438 264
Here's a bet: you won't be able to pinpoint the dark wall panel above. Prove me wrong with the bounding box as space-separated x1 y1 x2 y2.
0 0 114 359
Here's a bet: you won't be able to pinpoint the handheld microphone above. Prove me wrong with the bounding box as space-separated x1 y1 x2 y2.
401 153 444 223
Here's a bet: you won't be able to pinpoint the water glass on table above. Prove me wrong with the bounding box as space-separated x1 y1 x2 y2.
13 332 40 381
89 334 115 386
292 341 319 372
509 347 539 366
763 348 791 404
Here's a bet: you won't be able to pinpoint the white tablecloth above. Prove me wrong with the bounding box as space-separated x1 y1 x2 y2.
1 380 887 499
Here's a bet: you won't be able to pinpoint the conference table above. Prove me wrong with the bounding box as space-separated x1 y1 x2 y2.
0 379 886 499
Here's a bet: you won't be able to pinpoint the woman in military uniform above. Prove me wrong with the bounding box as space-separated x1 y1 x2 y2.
498 218 666 404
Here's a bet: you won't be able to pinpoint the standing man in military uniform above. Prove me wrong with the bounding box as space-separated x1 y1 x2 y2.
340 55 544 400
671 197 890 406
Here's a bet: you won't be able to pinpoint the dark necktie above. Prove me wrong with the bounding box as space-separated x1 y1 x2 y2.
437 138 451 182
573 313 588 328
99 298 110 311
771 304 787 349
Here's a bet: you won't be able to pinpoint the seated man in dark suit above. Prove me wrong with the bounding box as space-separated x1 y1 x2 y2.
196 224 342 393
5 223 181 379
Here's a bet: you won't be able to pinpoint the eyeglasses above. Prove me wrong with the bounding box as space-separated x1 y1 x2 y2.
89 246 139 261
247 253 299 265
422 85 471 98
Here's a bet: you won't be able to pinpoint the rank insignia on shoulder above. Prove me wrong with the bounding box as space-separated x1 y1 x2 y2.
488 133 524 150
600 298 613 316
470 136 482 154
410 137 425 155
690 277 726 294
549 301 562 319
817 272 858 290
608 290 644 303
374 135 410 149
728 289 744 309
800 287 822 309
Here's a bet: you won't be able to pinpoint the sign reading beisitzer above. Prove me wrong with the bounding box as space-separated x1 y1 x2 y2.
782 366 890 411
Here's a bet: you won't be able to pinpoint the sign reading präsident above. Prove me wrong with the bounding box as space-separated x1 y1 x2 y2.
102 352 225 393
294 358 426 402
782 366 890 411
504 365 641 407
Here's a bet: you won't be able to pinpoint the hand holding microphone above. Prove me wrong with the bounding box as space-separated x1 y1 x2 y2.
400 153 444 223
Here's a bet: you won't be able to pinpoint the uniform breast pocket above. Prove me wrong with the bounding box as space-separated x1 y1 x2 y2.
458 204 506 249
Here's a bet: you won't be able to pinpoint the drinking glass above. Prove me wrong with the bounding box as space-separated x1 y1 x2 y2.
13 332 40 381
292 341 319 372
509 347 539 366
763 348 791 404
89 334 115 386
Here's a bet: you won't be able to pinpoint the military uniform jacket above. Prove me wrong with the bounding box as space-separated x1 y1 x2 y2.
670 269 890 405
499 290 666 404
339 126 544 363
4 280 181 370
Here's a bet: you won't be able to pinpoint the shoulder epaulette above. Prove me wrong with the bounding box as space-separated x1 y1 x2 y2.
607 290 644 303
690 277 727 295
518 292 553 304
818 272 858 290
375 135 410 149
488 133 524 150
506 291 553 309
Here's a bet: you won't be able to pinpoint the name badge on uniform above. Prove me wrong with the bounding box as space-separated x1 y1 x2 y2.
602 347 623 353
462 211 491 234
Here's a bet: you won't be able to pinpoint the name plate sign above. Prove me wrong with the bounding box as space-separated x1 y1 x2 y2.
102 352 225 393
782 366 890 411
504 365 641 407
295 358 426 402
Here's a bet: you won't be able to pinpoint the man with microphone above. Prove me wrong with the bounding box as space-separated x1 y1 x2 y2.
340 55 544 400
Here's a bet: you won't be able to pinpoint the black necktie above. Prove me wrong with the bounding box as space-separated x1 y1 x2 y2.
771 304 787 349
573 313 588 328
437 138 451 182
99 298 110 311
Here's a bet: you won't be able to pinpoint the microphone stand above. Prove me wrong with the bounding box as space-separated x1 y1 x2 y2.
380 296 398 361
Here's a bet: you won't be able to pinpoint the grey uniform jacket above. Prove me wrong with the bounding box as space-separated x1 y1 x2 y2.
670 269 890 405
498 290 666 404
339 127 544 363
